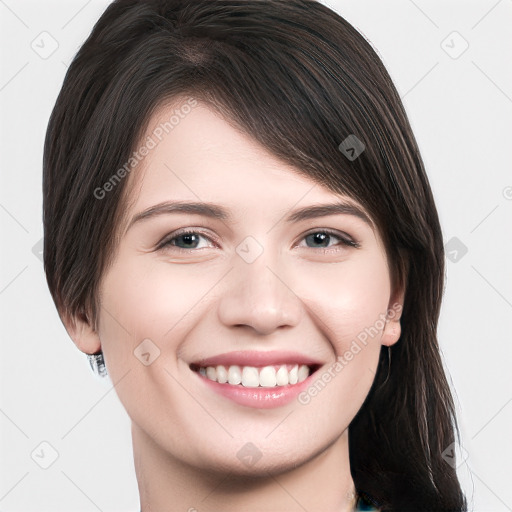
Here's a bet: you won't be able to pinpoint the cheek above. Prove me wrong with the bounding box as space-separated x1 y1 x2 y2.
96 253 209 375
96 254 215 438
100 250 210 330
301 253 391 349
293 258 391 427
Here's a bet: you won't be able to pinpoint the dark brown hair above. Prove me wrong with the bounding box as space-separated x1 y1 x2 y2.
43 1 467 510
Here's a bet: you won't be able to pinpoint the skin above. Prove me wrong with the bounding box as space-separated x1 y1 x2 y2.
63 98 404 512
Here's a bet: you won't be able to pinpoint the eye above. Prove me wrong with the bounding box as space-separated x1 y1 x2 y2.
296 229 360 251
158 229 216 251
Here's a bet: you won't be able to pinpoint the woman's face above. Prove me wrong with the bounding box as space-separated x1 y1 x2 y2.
88 99 402 475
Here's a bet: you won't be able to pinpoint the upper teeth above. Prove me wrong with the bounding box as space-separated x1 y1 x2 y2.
198 364 310 387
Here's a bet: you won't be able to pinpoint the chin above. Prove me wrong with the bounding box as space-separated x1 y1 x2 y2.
186 439 320 478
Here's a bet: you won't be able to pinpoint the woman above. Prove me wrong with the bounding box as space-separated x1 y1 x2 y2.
42 0 467 510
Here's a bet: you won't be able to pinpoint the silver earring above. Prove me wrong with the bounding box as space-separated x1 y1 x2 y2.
87 351 108 378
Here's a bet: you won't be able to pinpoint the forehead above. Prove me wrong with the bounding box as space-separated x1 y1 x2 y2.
117 98 374 234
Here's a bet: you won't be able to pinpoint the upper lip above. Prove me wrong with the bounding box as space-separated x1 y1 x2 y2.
190 350 324 369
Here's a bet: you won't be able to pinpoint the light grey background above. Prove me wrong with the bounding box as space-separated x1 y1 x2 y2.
1 0 511 510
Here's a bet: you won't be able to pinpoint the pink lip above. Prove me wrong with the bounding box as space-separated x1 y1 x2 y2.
193 369 320 409
190 350 324 368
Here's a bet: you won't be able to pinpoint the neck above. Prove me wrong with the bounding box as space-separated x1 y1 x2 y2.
133 423 357 512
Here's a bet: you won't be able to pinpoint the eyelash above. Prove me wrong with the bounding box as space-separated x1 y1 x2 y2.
157 228 360 253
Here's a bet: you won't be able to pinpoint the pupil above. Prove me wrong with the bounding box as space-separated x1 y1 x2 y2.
309 233 329 247
181 233 198 248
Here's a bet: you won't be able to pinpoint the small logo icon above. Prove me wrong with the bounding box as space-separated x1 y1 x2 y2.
31 441 59 469
30 31 59 60
441 442 469 468
338 134 365 161
31 237 44 262
235 236 264 264
445 237 468 263
441 31 469 60
134 338 161 366
236 442 262 467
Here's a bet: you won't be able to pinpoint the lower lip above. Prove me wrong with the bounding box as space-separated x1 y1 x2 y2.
193 369 318 409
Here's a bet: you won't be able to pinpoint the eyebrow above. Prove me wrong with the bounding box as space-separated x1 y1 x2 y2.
126 200 373 232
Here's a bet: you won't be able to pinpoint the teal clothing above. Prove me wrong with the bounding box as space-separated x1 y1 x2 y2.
355 493 381 511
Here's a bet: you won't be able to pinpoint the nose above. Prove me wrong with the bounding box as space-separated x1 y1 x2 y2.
217 251 303 336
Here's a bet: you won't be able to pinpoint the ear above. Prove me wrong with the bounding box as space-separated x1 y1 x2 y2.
381 284 405 347
60 306 102 355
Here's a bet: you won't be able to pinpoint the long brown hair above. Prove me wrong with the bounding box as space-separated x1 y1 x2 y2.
43 1 467 510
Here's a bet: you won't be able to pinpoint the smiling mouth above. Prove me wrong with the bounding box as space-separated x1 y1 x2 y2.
189 363 321 388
